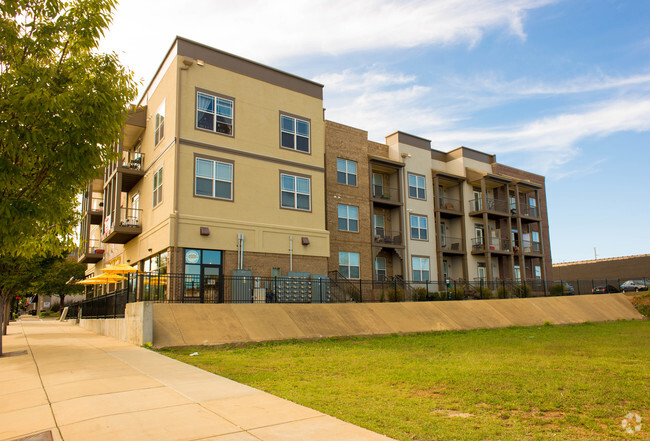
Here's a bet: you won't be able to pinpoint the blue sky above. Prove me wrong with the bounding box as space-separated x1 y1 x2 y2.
99 0 650 264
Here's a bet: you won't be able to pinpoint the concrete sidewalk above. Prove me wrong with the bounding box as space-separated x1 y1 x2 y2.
0 318 395 441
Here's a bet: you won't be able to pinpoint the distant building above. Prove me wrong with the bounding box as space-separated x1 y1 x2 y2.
553 254 650 281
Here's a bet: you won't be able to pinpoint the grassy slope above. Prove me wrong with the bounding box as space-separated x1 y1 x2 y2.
160 320 649 441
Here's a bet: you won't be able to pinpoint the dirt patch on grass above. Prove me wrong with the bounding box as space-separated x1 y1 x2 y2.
411 387 447 398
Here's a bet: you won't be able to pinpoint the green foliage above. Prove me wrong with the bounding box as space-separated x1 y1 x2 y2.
476 286 493 299
512 284 532 298
162 321 650 441
0 0 137 258
38 310 60 318
631 292 650 317
386 288 403 302
550 284 565 296
449 285 465 300
412 287 428 301
497 286 509 299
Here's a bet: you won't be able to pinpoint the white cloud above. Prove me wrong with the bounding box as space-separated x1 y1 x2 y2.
458 72 650 96
99 0 556 87
425 97 650 173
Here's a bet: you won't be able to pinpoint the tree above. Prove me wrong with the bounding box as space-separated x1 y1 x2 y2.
31 255 85 311
0 0 137 355
0 0 137 258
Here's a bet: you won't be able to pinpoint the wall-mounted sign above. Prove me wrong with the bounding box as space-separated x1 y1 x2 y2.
185 249 200 264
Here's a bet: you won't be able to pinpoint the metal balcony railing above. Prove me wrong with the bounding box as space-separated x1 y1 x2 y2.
438 197 461 212
469 197 508 214
121 150 144 170
118 207 142 228
487 237 511 252
471 237 485 251
520 203 539 218
89 197 103 212
82 238 105 254
373 229 402 245
372 186 400 203
440 236 463 252
522 240 542 253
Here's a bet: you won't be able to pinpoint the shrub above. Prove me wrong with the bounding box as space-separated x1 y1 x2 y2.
550 284 564 297
512 284 532 298
50 303 60 313
497 286 509 299
631 292 650 317
413 287 428 301
476 286 493 299
386 288 403 302
345 285 361 302
449 285 465 300
426 291 445 301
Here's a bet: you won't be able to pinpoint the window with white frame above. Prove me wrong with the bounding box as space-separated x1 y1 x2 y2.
280 173 310 211
408 173 426 199
410 214 428 240
339 252 360 279
412 257 430 282
280 114 310 153
197 91 234 135
337 158 357 186
154 101 165 146
338 205 358 232
153 167 163 207
195 157 233 200
375 257 386 280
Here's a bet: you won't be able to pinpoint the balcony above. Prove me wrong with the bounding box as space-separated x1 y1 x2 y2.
78 238 105 264
469 197 509 217
88 197 103 225
488 237 511 253
371 186 401 206
519 203 539 219
102 207 142 244
471 237 511 254
373 229 403 247
118 151 145 192
440 236 463 254
438 197 462 217
522 240 542 254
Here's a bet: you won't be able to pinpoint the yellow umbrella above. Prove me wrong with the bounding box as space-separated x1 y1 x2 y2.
77 273 126 284
101 263 140 274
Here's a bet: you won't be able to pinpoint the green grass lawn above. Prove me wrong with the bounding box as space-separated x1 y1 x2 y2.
159 320 649 441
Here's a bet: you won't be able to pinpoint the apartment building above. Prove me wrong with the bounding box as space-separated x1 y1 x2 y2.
324 125 552 286
78 37 552 300
78 37 330 299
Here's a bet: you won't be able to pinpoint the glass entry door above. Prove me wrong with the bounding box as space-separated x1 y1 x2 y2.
202 265 221 303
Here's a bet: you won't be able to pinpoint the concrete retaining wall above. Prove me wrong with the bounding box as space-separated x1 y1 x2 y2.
78 302 152 345
150 294 644 348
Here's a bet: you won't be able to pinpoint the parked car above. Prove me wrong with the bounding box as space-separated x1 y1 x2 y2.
553 281 575 295
620 280 648 292
592 285 618 294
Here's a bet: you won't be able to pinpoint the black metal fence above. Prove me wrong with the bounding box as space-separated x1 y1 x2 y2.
67 273 647 320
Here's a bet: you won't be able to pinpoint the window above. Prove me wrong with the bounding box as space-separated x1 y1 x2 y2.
337 158 357 186
153 167 163 207
154 101 165 146
534 265 542 279
477 263 486 281
372 173 384 197
412 257 430 282
280 114 310 153
375 257 386 280
410 215 428 240
338 205 358 232
195 157 233 200
197 91 233 135
281 173 310 211
408 174 426 199
373 214 385 236
339 252 360 279
440 222 447 247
